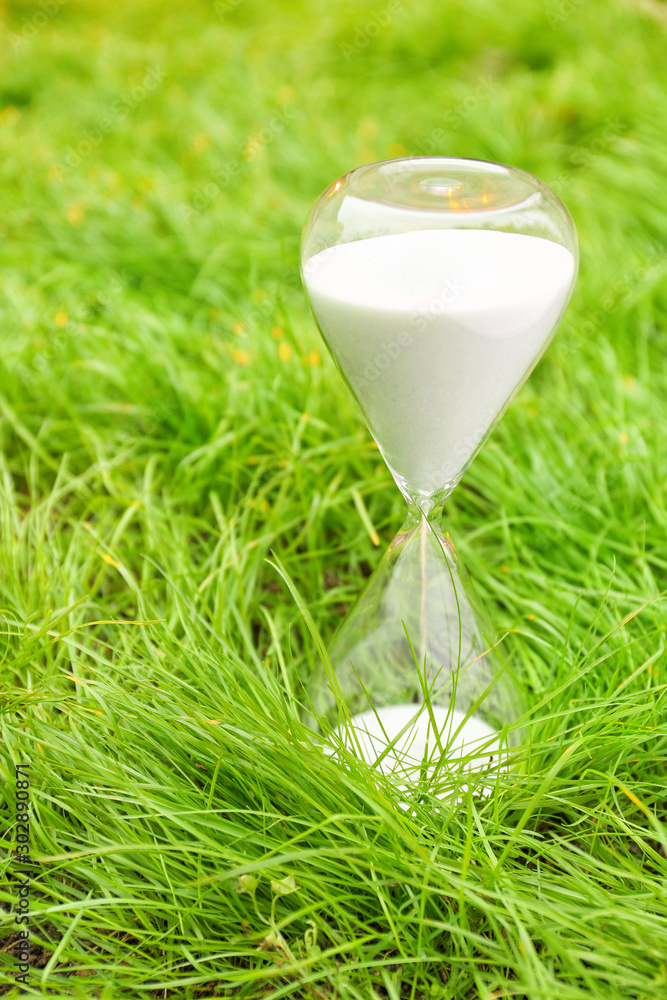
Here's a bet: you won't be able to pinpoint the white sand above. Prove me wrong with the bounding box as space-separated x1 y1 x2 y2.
305 229 575 500
346 704 498 774
334 704 504 802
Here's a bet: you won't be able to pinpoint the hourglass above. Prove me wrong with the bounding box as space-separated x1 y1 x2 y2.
300 158 578 790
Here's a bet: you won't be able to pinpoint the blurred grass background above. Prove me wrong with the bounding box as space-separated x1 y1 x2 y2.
1 0 667 996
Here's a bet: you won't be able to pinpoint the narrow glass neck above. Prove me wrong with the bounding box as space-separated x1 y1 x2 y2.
403 481 458 525
404 497 444 528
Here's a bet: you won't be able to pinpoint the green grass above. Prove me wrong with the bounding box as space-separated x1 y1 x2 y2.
1 0 667 996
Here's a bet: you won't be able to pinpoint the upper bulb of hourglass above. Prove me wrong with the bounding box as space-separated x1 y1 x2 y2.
301 157 578 511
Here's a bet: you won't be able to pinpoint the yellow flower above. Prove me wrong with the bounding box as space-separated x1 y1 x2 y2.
358 118 379 142
231 348 250 366
54 312 69 328
193 132 213 153
67 206 85 227
278 342 292 362
275 85 297 105
0 106 21 127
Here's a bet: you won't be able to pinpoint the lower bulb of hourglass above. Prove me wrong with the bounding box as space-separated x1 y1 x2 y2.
308 515 522 797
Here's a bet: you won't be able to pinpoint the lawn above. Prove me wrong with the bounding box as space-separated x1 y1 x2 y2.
1 0 667 996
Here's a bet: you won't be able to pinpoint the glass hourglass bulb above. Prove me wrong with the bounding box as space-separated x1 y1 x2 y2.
300 158 578 793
